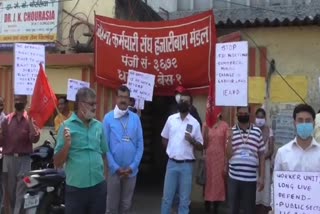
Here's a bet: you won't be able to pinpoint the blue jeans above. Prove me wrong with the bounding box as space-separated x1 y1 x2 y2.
161 159 194 214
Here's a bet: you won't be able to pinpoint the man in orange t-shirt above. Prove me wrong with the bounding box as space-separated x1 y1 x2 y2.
54 96 72 133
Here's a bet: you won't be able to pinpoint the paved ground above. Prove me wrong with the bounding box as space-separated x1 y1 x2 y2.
131 171 229 214
132 187 229 214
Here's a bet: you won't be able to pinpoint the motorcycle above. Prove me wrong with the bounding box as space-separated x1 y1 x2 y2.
31 131 56 170
23 169 65 214
23 130 65 214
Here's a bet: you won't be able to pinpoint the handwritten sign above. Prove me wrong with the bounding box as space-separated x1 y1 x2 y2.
127 70 155 101
14 43 45 95
215 41 249 106
67 79 90 101
135 99 145 110
274 171 320 214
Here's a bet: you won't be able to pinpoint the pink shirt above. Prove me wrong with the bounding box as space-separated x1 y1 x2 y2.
0 111 40 154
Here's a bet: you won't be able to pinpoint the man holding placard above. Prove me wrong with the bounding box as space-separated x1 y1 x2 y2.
0 95 40 214
270 104 320 214
227 106 265 214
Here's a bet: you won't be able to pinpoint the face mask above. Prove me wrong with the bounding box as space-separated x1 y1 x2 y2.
255 118 266 127
296 123 314 140
83 110 95 120
237 115 250 124
175 94 181 103
14 103 25 112
177 102 189 113
114 105 128 118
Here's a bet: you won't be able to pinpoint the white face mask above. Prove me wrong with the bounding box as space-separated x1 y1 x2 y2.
81 103 95 120
255 118 266 127
83 110 95 120
175 94 181 103
114 105 128 118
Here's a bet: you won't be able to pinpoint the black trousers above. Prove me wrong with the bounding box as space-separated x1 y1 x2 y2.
228 177 256 214
65 180 107 214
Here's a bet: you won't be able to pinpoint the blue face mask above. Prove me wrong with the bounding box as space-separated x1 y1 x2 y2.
296 123 314 140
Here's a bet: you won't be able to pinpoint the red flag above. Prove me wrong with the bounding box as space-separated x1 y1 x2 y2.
205 80 222 128
29 64 57 129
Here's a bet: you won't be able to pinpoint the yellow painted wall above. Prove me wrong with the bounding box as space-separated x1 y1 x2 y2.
195 26 320 122
240 26 320 108
46 68 82 94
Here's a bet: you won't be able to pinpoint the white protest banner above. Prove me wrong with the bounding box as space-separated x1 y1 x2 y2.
274 171 320 214
127 70 155 101
215 41 249 106
67 79 90 101
135 99 145 110
14 43 45 95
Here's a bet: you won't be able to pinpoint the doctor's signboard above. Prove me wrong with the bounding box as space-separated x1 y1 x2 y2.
0 0 59 43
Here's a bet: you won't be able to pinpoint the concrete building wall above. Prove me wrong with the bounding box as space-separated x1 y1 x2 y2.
60 0 115 46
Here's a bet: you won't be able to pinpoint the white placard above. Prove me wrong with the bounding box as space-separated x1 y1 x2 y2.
14 43 45 95
135 99 145 110
274 171 320 214
127 70 155 101
215 41 249 106
67 79 90 101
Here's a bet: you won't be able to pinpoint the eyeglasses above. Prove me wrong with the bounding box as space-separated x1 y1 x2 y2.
80 101 97 107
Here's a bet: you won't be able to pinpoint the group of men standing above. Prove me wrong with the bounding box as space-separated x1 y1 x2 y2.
53 86 144 214
0 86 144 214
0 84 320 214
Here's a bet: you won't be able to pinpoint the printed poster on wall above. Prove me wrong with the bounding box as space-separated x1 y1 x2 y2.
67 79 90 101
127 70 155 102
95 11 216 95
14 43 45 95
274 171 320 214
215 41 249 106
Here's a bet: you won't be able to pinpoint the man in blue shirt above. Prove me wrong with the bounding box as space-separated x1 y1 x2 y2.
103 85 144 214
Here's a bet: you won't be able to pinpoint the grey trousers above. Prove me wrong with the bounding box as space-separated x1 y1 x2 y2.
106 173 137 214
2 155 31 214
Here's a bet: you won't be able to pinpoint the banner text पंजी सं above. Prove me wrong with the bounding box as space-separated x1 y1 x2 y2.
94 11 217 95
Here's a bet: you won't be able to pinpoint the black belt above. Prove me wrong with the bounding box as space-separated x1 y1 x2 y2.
170 158 195 163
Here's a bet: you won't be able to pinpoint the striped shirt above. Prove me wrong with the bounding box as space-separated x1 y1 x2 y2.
229 124 265 182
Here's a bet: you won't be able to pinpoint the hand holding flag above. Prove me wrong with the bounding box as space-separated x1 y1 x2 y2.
29 63 57 129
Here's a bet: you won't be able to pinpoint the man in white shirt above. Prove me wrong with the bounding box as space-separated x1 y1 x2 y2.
160 92 203 214
270 104 320 213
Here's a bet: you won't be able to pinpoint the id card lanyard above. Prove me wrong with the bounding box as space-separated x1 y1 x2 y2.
236 124 251 144
119 115 130 142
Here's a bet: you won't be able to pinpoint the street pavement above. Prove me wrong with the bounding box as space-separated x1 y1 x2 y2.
131 173 229 214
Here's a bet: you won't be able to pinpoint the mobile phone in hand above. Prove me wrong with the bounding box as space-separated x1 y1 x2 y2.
186 124 193 133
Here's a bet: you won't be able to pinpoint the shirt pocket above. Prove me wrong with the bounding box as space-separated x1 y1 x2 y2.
19 129 29 142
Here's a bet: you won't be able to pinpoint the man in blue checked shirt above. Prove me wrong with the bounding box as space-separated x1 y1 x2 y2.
103 85 144 214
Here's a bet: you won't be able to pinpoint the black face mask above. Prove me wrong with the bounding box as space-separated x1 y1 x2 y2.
177 102 190 113
237 115 250 124
15 103 25 112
